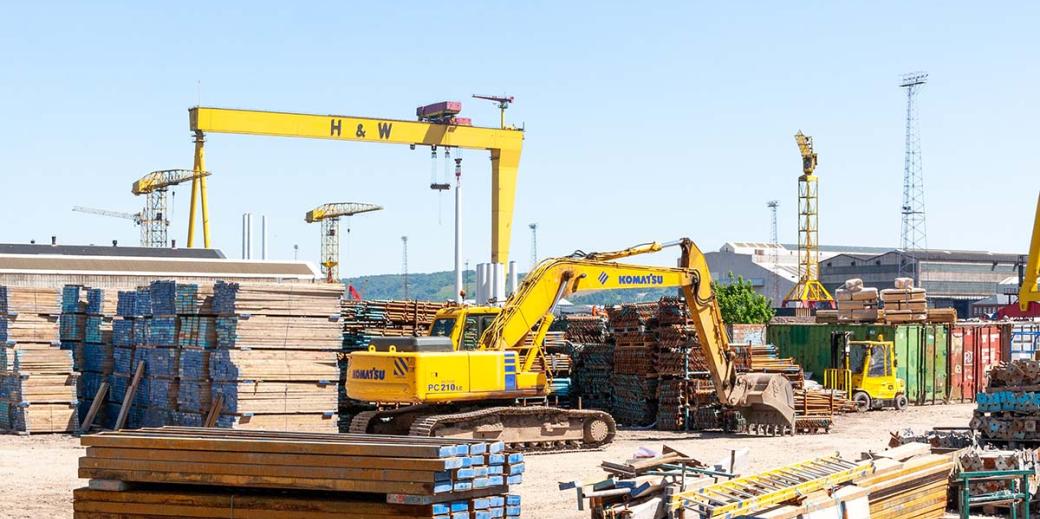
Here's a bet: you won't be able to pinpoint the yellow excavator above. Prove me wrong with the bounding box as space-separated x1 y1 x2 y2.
346 238 797 450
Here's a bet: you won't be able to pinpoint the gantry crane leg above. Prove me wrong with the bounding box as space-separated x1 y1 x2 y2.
187 132 211 248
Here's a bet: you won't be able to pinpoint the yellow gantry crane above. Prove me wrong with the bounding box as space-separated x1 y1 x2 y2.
305 202 383 283
1020 192 1040 311
783 131 835 309
184 103 524 275
131 169 210 248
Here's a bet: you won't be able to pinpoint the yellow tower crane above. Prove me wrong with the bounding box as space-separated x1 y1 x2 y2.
131 169 211 248
184 103 524 282
783 131 835 309
305 202 383 283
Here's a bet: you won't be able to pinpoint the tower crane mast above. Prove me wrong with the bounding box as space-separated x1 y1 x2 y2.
782 131 835 310
131 169 211 248
304 202 383 283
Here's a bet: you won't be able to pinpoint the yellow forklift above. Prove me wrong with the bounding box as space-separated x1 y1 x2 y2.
824 332 907 411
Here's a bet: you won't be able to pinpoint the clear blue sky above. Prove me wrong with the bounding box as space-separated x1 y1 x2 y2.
1 2 1037 276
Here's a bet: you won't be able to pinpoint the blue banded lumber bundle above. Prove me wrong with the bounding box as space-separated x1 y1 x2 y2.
212 380 337 415
176 316 214 348
0 313 60 344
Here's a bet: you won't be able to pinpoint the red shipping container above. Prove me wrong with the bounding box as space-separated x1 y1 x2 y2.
948 323 1006 402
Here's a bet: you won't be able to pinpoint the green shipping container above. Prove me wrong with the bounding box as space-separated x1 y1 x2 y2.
767 323 948 405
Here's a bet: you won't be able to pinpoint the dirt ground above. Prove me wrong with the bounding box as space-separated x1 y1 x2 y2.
0 404 978 518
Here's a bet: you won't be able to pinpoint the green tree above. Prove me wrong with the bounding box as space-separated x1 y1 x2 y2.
712 274 774 324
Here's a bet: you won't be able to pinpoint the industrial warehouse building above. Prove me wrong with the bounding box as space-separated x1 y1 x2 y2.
0 243 321 288
707 242 1023 317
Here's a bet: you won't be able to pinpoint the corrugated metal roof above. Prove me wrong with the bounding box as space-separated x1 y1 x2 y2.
0 243 225 259
0 254 316 278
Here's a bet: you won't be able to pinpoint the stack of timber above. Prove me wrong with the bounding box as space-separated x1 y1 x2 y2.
338 299 448 431
62 285 118 428
211 281 341 432
0 286 77 433
971 358 1040 445
568 312 614 412
834 278 882 322
609 304 659 426
74 427 525 518
854 442 955 519
881 277 928 323
735 343 805 390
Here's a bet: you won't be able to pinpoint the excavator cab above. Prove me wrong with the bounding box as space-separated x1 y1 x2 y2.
824 332 907 411
428 306 502 351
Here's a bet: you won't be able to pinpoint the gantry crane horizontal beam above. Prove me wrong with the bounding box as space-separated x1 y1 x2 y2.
188 106 524 263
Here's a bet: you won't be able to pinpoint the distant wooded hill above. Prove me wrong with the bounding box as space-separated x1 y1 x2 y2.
344 270 674 305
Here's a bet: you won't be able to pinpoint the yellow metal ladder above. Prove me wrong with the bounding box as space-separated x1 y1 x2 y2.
670 453 873 518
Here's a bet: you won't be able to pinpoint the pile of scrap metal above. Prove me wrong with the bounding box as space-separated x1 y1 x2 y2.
890 427 978 451
563 442 958 518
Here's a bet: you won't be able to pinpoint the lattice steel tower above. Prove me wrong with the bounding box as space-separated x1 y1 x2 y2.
131 169 210 248
767 200 780 303
304 202 382 283
401 236 410 299
783 131 835 309
899 72 928 276
529 223 538 269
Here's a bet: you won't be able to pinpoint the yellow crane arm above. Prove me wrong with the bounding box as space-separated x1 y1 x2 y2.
305 202 383 223
131 169 210 195
188 107 524 263
481 238 740 402
1021 192 1040 310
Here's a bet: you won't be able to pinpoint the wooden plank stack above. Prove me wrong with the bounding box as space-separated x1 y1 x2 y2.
74 427 524 518
208 281 341 432
0 286 77 433
881 277 928 323
834 278 882 322
853 444 954 519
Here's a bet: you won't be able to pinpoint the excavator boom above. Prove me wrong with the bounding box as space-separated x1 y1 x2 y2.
346 238 796 448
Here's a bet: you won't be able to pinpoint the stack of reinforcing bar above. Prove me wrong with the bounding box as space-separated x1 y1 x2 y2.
563 315 613 412
0 286 78 433
338 299 448 431
74 427 523 519
972 359 1040 446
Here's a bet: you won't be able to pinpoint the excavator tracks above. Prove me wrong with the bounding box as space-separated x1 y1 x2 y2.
351 405 616 452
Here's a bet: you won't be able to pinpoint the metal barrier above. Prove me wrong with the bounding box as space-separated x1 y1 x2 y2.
823 368 851 393
958 469 1032 519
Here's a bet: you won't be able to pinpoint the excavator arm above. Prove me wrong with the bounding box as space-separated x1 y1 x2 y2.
482 238 795 432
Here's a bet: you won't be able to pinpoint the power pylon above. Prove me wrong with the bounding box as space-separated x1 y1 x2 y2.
767 200 780 304
899 71 928 279
529 223 538 269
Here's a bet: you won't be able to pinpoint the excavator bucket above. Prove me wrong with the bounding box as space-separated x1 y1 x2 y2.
732 373 797 435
